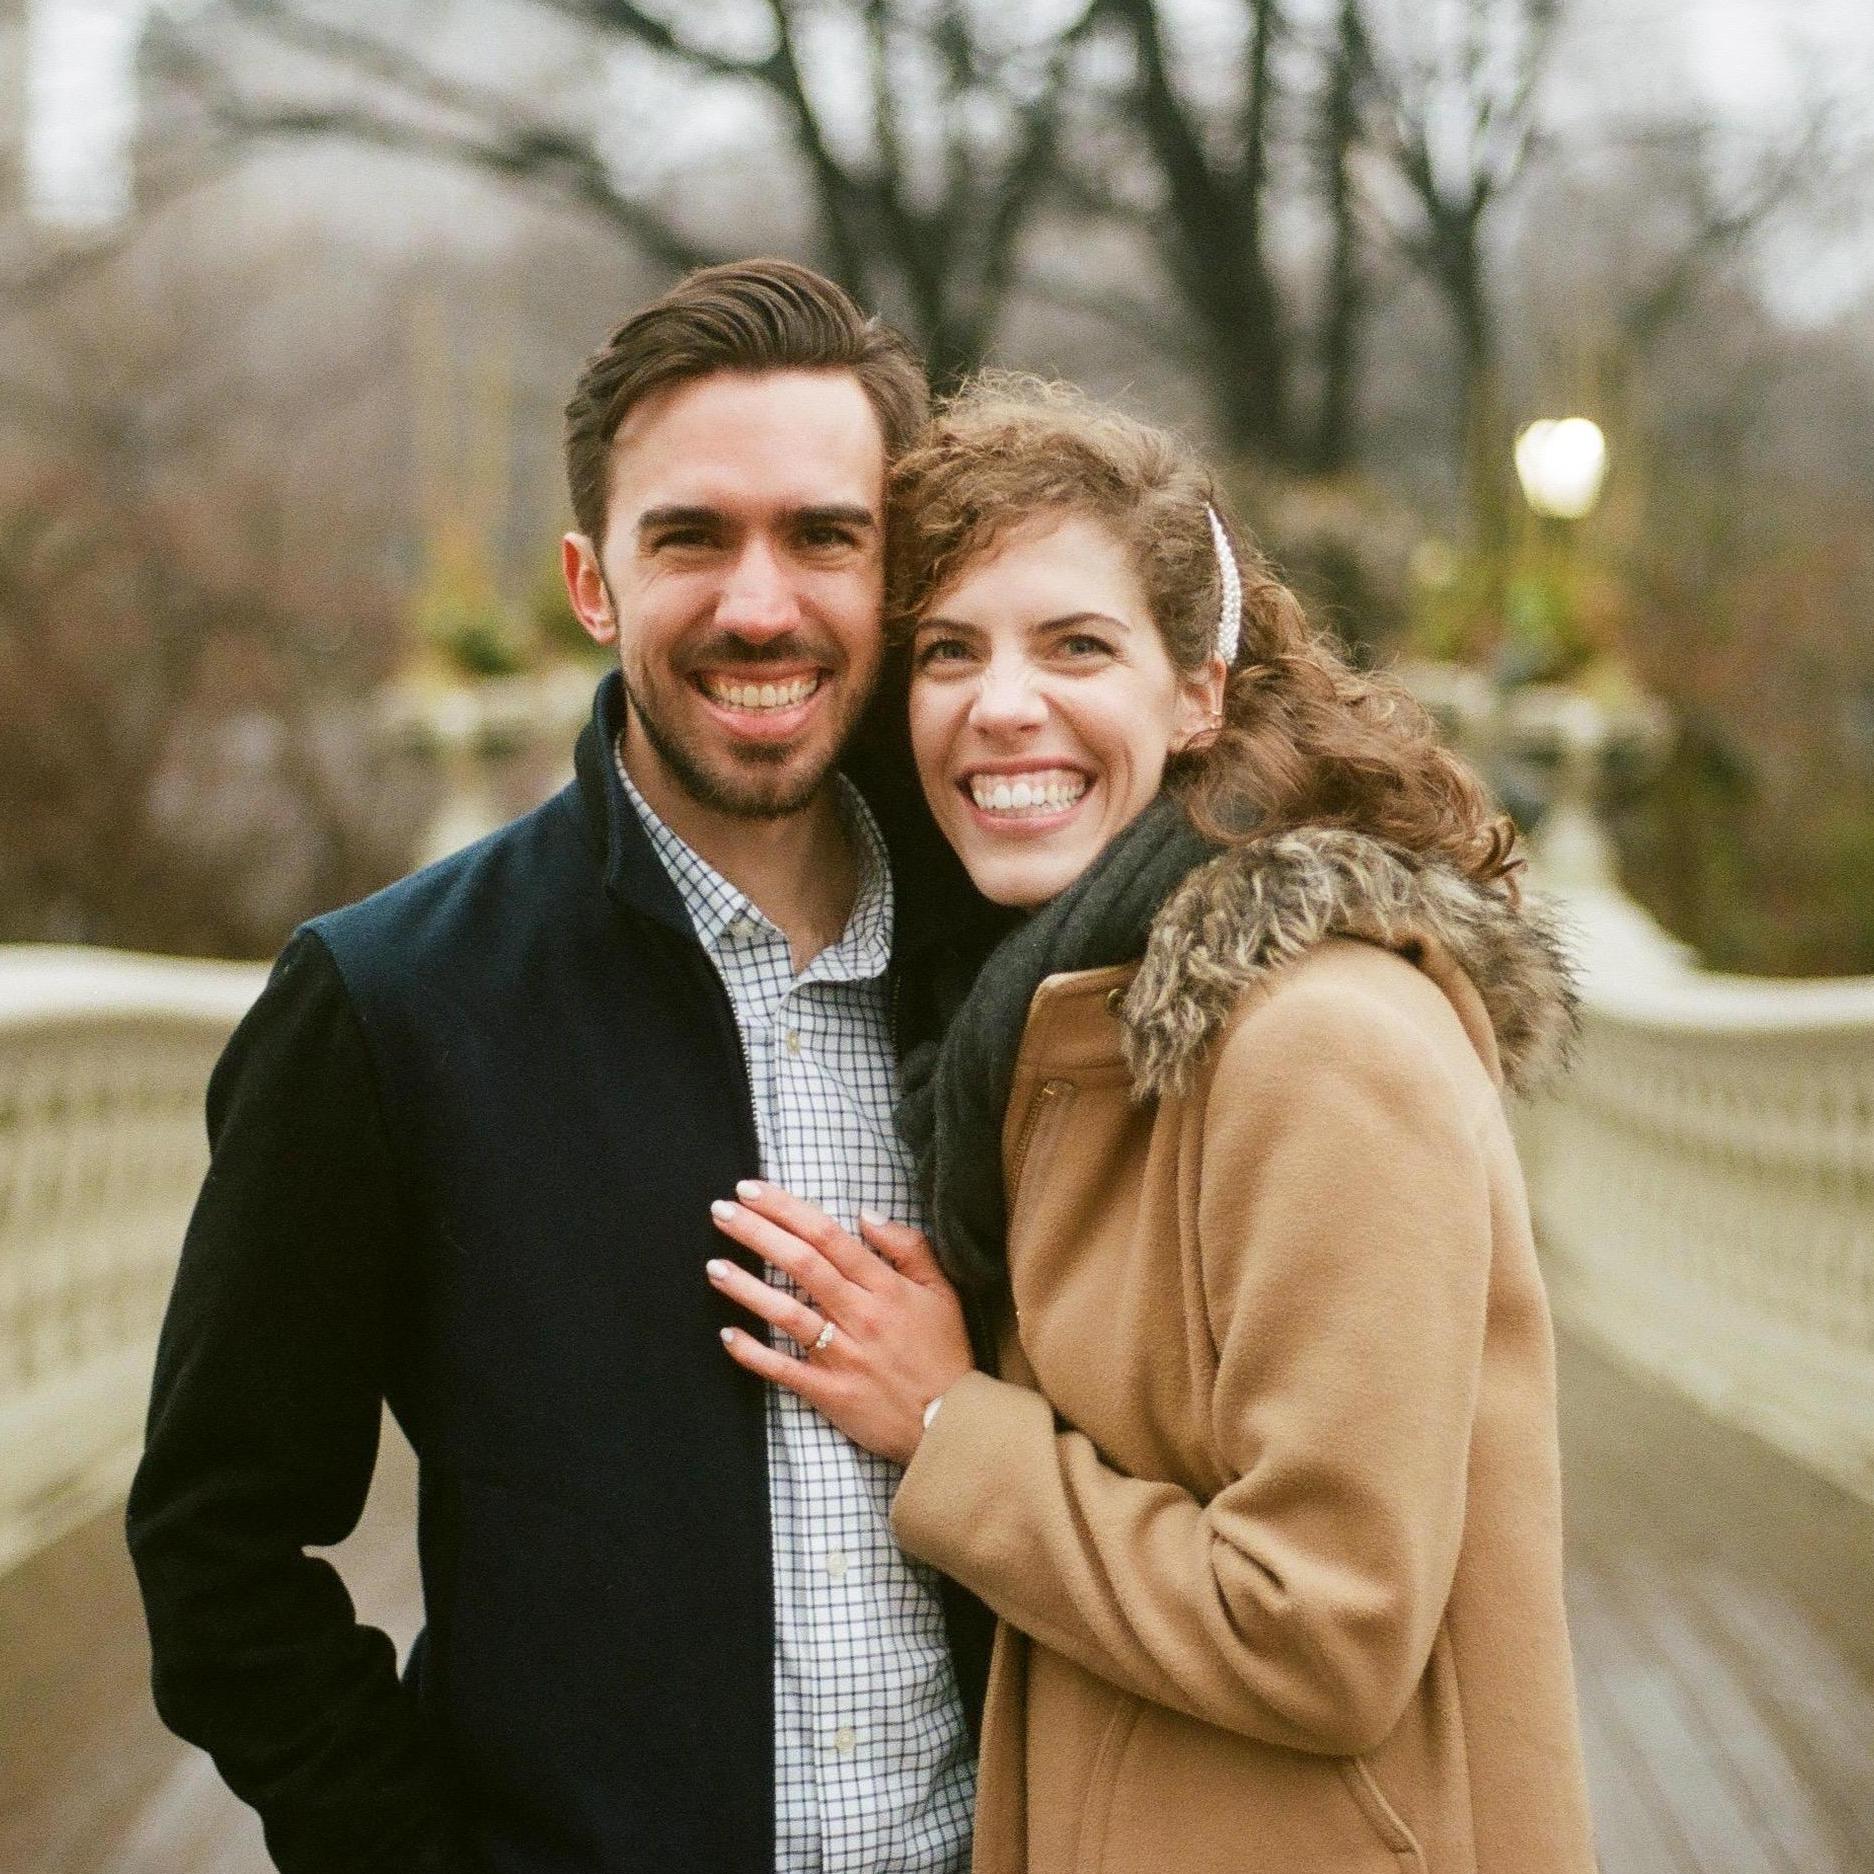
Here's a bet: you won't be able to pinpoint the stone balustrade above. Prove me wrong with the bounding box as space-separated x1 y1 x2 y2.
1517 956 1874 1506
3 899 1872 1585
0 948 264 1576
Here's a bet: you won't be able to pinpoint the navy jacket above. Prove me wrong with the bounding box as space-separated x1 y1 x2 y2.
127 673 996 1873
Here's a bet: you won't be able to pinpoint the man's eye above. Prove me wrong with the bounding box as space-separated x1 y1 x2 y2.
799 524 861 550
652 529 714 551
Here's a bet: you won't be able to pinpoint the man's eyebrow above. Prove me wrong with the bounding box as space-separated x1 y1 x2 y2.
634 503 878 536
636 505 720 535
792 504 878 531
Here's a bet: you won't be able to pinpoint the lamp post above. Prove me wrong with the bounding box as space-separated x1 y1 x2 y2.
1501 417 1676 951
1501 417 1610 688
1513 418 1609 522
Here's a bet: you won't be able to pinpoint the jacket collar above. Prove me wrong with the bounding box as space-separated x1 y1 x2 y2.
572 671 695 936
571 669 996 967
1115 826 1580 1099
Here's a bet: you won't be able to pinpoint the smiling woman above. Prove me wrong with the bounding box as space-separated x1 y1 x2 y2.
906 510 1220 907
715 375 1599 1872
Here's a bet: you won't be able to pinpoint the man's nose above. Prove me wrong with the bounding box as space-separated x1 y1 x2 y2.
968 658 1049 734
714 537 801 640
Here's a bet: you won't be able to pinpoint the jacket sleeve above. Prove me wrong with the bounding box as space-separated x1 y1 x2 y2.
125 930 471 1873
890 980 1495 1758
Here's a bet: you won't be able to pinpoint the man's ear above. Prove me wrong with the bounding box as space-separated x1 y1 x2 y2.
563 534 618 648
1173 653 1228 753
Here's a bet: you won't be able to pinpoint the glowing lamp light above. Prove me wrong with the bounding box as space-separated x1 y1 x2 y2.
1513 418 1609 521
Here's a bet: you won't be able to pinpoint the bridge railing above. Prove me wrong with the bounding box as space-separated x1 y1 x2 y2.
0 948 264 1576
1517 912 1874 1507
3 907 1872 1579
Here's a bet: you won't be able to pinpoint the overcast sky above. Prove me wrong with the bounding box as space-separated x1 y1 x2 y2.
18 0 1874 311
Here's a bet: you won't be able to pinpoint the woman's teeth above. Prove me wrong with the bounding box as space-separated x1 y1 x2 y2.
967 772 1088 816
703 674 820 712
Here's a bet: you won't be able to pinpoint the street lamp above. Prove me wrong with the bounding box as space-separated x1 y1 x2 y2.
1500 416 1611 687
1513 418 1609 521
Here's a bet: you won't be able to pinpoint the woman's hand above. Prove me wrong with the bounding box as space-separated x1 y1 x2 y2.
707 1181 973 1467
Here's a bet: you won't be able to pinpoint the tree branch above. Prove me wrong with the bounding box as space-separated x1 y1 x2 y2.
165 9 718 272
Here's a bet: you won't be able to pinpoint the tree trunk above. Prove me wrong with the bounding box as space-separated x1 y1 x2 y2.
1310 0 1366 473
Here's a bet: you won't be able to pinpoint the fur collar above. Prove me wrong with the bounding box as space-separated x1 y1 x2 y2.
1118 827 1580 1101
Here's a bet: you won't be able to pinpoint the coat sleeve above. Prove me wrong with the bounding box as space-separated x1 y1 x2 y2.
891 979 1495 1757
125 930 471 1873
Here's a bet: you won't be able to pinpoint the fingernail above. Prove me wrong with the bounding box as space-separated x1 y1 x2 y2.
858 1208 886 1228
710 1199 736 1220
705 1259 728 1280
720 1327 735 1344
735 1179 763 1200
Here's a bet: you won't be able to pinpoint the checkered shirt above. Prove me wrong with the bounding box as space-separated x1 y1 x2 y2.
618 753 976 1874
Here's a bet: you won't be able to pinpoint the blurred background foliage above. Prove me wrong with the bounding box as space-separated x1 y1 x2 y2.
1 0 1870 971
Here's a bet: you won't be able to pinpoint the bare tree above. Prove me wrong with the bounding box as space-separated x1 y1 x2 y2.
1095 0 1293 457
0 232 432 953
154 0 1106 382
1360 0 1561 543
1309 0 1376 471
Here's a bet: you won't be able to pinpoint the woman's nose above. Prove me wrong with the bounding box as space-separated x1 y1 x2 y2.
968 659 1049 734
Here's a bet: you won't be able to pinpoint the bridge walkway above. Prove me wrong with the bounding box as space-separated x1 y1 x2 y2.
2 1328 1871 1874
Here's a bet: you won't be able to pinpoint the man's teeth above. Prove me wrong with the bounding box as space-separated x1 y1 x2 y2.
704 675 821 711
967 772 1088 815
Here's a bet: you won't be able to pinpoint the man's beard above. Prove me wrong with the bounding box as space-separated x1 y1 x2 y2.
621 647 869 821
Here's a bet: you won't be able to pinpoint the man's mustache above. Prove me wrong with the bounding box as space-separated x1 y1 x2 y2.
683 634 842 670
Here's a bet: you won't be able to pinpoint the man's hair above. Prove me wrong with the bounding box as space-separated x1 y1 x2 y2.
563 258 928 545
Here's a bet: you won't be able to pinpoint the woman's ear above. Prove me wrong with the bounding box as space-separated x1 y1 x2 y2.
1172 653 1229 753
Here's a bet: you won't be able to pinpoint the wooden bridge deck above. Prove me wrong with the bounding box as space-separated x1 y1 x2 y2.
3 1326 1871 1873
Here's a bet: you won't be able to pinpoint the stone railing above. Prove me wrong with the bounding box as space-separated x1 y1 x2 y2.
4 886 1871 1578
0 947 264 1576
1518 954 1874 1507
1463 676 1874 1508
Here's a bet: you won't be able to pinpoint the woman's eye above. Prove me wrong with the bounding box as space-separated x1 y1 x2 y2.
913 637 973 668
1060 633 1114 658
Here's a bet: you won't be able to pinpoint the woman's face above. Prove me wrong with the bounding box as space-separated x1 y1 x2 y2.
908 512 1221 908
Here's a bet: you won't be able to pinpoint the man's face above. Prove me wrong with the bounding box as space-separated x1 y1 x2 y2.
564 369 888 820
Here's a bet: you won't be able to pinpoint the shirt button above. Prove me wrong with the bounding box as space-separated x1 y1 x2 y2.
783 1029 801 1055
833 1724 858 1756
825 1549 849 1580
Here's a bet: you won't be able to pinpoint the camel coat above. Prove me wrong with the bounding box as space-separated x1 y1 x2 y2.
892 829 1598 1874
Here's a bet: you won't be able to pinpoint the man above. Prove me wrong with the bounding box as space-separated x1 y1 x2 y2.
127 259 994 1874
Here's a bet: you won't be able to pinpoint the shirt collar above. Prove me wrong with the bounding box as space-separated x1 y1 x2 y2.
614 739 894 981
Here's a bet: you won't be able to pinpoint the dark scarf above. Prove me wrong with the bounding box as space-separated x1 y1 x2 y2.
896 793 1218 1301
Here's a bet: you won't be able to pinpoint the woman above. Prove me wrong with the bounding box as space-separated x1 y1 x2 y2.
704 377 1598 1873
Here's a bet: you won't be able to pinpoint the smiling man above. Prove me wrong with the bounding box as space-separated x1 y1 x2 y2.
127 261 992 1874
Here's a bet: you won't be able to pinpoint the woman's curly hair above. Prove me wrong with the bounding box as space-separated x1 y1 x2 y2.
887 374 1520 892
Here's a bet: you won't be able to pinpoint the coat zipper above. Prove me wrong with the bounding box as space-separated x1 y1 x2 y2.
1009 1078 1072 1191
664 930 763 1178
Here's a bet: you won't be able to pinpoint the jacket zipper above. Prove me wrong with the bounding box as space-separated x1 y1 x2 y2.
664 931 763 1178
1009 1078 1071 1191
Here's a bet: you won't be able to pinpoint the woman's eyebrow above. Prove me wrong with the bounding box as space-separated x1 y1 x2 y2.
916 610 1130 632
1040 611 1132 633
